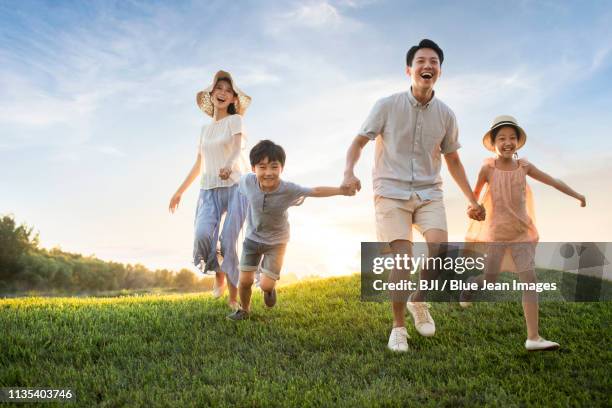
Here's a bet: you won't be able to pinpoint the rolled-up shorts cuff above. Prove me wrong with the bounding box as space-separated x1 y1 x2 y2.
240 265 259 272
260 268 280 281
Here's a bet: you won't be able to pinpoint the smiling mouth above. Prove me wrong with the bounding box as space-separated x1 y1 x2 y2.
421 72 433 79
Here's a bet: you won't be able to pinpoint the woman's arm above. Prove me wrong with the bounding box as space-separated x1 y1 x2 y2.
526 163 586 206
219 133 242 180
169 153 202 213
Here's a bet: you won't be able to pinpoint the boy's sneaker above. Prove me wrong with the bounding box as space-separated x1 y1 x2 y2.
264 288 277 308
525 337 560 351
226 309 249 321
387 326 409 352
406 294 435 337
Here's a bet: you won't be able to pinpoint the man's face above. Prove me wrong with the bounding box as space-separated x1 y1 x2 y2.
252 157 283 191
407 48 441 90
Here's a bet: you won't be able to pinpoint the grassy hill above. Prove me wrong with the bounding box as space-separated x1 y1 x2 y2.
0 275 610 407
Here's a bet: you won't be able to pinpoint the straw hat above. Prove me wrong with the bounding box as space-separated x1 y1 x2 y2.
196 70 251 117
482 115 527 152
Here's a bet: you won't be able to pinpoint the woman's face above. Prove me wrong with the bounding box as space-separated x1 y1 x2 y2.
210 79 237 113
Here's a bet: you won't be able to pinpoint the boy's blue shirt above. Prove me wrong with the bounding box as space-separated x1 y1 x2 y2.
239 173 312 245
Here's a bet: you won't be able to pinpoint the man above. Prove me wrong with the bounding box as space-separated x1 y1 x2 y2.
342 39 483 352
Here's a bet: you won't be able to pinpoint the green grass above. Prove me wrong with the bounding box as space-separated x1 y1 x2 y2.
0 275 610 407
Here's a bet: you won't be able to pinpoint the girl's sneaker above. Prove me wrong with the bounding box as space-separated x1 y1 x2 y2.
525 337 560 351
213 279 226 299
459 276 478 308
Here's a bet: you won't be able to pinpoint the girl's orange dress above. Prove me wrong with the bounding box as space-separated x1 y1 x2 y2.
466 158 538 273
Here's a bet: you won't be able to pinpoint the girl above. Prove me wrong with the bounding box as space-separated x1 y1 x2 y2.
169 70 251 310
463 115 586 351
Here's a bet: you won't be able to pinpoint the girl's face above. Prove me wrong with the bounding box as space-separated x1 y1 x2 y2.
493 126 519 159
210 79 237 113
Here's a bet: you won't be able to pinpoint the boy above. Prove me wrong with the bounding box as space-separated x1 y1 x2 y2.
227 140 353 320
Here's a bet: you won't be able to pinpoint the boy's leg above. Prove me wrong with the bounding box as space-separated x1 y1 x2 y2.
259 243 286 308
238 271 256 312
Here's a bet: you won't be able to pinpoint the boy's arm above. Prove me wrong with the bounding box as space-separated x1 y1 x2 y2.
526 163 586 206
309 186 354 198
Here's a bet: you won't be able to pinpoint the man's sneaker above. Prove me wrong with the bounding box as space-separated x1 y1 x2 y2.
264 288 277 308
525 337 560 351
226 309 249 321
406 296 435 337
387 326 409 352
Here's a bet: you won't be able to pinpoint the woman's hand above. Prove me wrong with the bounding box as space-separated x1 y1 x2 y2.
169 192 182 213
219 167 232 180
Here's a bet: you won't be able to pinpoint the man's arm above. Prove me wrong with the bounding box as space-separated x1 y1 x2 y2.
444 151 481 210
342 135 370 193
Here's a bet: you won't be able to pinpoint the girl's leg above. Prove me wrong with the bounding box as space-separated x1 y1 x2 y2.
519 268 539 340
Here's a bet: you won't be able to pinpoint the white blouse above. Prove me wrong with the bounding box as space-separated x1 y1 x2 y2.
197 114 247 189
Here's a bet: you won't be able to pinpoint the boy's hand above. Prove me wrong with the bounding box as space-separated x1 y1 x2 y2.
578 194 586 207
219 167 232 180
169 192 182 214
340 184 356 196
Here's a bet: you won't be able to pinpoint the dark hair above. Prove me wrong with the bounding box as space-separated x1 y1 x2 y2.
249 140 286 167
491 125 521 143
406 39 444 66
214 78 238 115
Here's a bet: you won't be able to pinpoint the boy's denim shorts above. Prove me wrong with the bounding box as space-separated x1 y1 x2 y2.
240 238 287 280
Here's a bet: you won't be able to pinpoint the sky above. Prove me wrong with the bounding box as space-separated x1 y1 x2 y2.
1 0 611 278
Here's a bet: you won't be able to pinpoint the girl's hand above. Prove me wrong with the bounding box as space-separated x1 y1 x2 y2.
219 167 232 180
169 192 182 214
578 194 586 207
467 203 486 221
340 185 356 196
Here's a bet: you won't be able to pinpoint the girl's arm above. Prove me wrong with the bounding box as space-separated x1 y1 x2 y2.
169 153 202 213
526 163 586 207
309 186 355 198
219 133 242 180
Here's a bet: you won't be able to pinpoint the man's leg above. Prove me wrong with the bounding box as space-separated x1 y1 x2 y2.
411 228 448 302
388 239 413 329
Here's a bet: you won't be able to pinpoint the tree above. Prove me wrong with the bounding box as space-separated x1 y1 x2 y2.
0 215 38 282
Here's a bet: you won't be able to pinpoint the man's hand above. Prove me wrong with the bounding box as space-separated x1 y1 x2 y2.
340 184 356 196
467 203 485 221
342 172 361 195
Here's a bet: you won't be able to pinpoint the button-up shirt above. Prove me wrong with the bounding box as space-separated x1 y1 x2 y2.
358 89 460 200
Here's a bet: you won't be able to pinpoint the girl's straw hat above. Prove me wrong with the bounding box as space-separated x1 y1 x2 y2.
482 115 527 152
196 70 251 117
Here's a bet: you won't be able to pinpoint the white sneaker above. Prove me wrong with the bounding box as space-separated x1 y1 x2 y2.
525 337 560 351
387 327 409 352
406 297 436 337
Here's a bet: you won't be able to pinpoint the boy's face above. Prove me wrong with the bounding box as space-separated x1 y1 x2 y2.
406 48 441 91
252 157 283 191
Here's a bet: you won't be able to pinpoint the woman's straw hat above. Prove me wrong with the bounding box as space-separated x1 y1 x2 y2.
482 115 527 152
196 70 251 117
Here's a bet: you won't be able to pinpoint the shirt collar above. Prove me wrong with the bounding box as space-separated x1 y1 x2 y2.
407 87 436 108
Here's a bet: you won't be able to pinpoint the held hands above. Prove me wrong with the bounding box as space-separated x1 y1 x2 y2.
467 203 486 221
219 167 232 180
340 184 356 196
341 173 361 196
169 192 182 214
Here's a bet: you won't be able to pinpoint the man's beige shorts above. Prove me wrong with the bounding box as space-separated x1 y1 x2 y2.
375 194 447 243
